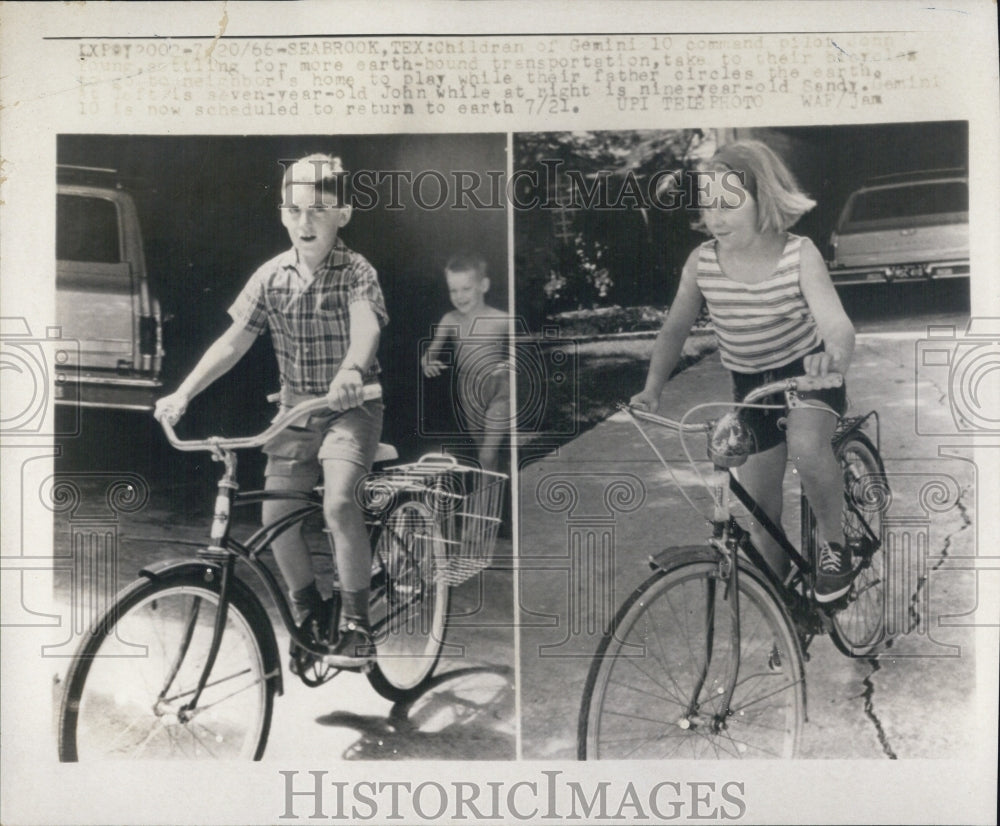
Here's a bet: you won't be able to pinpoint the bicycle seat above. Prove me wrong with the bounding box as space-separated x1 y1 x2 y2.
374 443 398 463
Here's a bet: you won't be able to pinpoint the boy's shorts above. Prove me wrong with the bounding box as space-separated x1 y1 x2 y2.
263 390 383 482
731 347 847 454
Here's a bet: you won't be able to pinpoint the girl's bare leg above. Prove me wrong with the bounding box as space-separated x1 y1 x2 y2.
786 406 842 546
734 443 789 580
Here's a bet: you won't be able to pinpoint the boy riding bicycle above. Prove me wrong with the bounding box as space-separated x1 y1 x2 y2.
632 140 857 602
154 153 386 666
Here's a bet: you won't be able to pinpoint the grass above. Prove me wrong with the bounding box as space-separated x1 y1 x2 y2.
518 333 717 462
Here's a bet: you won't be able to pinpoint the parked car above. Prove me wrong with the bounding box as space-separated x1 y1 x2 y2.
827 169 969 286
56 165 164 410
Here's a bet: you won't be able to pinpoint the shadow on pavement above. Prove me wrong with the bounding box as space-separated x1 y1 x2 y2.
313 665 515 760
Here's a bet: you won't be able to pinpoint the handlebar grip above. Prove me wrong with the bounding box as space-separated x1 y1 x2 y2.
412 453 460 467
159 383 383 451
324 382 384 411
794 373 843 392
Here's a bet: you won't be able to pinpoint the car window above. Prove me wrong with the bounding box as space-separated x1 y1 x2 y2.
845 181 968 224
57 194 121 263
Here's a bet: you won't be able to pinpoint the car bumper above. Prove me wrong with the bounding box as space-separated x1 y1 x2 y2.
55 372 163 411
827 259 970 286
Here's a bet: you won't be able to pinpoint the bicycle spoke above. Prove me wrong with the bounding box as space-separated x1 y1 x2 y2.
583 563 804 760
63 581 272 760
606 674 687 710
611 644 692 709
160 667 256 705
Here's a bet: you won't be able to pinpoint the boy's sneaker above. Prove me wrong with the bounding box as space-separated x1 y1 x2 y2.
289 599 337 676
322 621 376 668
815 541 854 603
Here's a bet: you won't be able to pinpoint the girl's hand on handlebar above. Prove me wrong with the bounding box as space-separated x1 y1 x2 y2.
327 366 364 411
154 392 190 426
629 389 660 414
803 351 839 377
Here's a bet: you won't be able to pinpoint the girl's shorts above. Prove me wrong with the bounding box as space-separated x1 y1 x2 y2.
731 348 847 454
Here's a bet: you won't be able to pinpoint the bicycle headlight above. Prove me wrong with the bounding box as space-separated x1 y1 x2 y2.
708 412 756 468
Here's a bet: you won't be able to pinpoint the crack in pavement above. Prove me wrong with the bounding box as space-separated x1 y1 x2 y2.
862 484 971 758
860 656 898 759
903 484 971 636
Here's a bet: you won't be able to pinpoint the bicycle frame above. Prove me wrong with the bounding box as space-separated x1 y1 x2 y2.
627 373 883 726
150 387 420 714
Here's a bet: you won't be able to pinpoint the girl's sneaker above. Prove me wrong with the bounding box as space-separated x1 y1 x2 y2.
815 541 854 602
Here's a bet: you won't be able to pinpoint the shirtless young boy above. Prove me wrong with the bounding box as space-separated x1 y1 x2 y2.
421 253 511 471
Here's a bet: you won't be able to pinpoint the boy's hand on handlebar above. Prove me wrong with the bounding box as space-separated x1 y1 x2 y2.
327 366 364 411
153 392 189 426
629 389 660 414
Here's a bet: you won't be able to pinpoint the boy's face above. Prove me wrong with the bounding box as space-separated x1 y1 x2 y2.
280 182 350 268
446 269 488 315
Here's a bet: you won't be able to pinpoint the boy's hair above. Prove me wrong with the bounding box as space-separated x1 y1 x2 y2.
279 153 350 206
702 140 815 233
444 252 487 281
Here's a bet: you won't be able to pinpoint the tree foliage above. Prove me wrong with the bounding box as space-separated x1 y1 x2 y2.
514 130 712 325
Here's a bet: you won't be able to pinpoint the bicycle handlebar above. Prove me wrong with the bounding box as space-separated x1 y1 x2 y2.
159 385 383 452
624 373 844 431
741 372 843 405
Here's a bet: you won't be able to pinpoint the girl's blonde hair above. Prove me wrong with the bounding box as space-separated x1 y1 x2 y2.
702 140 815 232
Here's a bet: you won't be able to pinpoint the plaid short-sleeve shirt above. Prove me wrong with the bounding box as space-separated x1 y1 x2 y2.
228 238 388 394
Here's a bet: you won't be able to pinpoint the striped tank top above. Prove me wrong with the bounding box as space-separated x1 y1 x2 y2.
696 234 821 373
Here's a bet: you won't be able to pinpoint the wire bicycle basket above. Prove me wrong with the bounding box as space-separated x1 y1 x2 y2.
364 455 507 586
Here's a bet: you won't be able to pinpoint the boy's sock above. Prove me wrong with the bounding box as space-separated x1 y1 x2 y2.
290 581 324 624
323 588 375 666
340 588 370 630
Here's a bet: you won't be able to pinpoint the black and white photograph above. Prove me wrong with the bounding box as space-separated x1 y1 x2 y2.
514 123 978 760
1 3 997 825
49 133 515 762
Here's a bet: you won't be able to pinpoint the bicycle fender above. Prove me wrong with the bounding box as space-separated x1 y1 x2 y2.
138 559 284 697
649 544 789 605
140 557 225 581
648 545 716 571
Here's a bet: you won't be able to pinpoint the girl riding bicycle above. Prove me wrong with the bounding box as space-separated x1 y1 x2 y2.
631 139 857 602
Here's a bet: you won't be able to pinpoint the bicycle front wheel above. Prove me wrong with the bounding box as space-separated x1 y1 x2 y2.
367 500 450 702
579 557 805 759
830 432 890 656
58 573 275 760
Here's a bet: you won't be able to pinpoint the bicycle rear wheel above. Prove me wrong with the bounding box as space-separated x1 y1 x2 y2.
367 500 450 702
58 573 275 760
578 556 805 759
830 432 890 656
